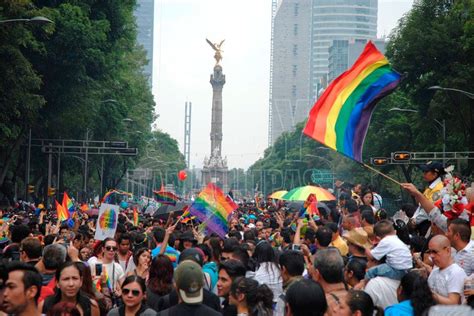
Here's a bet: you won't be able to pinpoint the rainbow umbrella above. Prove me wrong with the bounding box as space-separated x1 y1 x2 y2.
282 185 335 201
268 190 288 200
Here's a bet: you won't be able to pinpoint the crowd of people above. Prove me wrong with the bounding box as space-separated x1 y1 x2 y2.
0 161 473 315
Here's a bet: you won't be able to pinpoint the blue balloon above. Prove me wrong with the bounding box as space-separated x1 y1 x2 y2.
120 201 128 209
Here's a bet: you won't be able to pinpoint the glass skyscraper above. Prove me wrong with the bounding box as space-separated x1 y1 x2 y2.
134 0 154 87
309 0 378 102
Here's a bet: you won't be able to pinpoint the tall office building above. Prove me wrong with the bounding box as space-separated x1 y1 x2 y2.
328 38 386 82
309 0 378 102
134 0 154 87
269 0 312 145
268 0 379 145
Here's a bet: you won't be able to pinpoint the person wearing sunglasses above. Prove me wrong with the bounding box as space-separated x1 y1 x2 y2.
92 238 125 300
107 275 157 316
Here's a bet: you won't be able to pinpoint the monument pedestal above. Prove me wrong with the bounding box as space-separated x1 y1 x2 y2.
202 155 228 192
202 63 228 191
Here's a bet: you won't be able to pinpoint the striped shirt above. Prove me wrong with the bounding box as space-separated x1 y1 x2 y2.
453 240 474 276
151 243 180 268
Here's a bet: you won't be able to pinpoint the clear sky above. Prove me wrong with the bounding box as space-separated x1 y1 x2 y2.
152 0 415 170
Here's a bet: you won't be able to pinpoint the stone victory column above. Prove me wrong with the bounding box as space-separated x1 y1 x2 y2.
202 39 228 191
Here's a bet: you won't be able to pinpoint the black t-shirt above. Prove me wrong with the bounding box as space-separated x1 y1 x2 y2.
156 288 221 313
157 303 222 316
146 288 164 312
221 299 237 316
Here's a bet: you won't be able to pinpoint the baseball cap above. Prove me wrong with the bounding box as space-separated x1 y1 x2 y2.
419 161 445 175
175 260 204 304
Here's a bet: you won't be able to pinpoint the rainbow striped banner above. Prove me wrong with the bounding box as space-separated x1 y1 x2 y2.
101 189 133 204
189 183 238 238
153 189 180 206
304 41 400 162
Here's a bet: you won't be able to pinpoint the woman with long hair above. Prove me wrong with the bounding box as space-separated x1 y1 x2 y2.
361 190 376 213
229 277 273 316
146 254 174 311
126 248 151 280
252 240 282 304
385 271 436 316
205 236 222 264
107 275 157 316
40 261 100 316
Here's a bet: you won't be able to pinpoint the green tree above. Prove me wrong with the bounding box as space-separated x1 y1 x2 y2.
0 0 159 204
386 0 474 175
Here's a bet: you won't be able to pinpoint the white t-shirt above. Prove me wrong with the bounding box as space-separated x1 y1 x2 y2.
428 263 467 299
370 235 412 270
364 277 400 309
254 262 283 303
90 260 125 291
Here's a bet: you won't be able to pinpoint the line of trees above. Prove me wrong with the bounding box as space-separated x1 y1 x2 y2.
0 1 184 205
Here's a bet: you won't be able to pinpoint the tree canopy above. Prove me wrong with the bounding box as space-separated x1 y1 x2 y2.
0 0 158 204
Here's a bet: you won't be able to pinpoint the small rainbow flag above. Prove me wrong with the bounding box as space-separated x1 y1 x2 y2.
80 203 90 212
303 41 401 162
189 183 238 238
99 207 117 230
62 192 75 215
133 207 139 226
153 188 180 206
55 200 69 222
95 265 113 292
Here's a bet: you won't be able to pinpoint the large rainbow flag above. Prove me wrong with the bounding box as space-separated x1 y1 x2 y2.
303 41 401 162
189 183 238 238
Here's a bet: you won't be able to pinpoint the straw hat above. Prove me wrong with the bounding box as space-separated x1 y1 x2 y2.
343 227 372 249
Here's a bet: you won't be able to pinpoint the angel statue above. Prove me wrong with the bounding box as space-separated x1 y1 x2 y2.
206 38 225 66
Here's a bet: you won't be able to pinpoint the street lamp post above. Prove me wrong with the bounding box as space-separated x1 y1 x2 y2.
389 107 446 164
428 86 474 99
0 16 53 24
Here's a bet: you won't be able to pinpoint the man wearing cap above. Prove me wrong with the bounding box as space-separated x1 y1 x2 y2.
412 161 446 234
156 248 221 313
156 260 221 316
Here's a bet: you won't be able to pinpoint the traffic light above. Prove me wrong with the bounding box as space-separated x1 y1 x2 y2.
371 157 389 166
48 187 56 196
28 185 35 194
392 151 411 161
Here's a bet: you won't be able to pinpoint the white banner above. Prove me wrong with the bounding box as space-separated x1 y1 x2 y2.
94 203 119 241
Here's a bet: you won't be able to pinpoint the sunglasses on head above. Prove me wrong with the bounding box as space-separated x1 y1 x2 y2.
122 288 141 297
105 246 117 251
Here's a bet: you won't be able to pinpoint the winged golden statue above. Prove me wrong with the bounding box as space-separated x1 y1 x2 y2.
206 38 225 66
